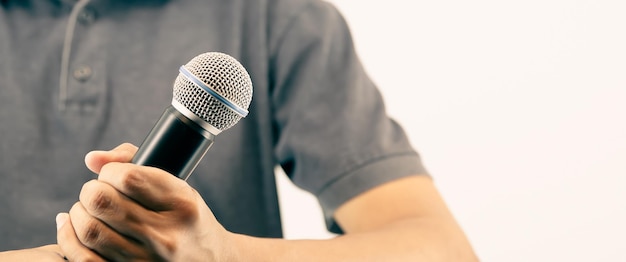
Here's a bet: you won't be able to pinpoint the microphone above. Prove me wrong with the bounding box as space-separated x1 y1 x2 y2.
131 52 253 180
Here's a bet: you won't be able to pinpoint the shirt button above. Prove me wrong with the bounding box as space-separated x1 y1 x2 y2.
77 8 97 25
73 66 93 82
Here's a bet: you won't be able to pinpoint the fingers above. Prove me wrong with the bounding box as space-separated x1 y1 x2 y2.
56 213 106 262
85 143 138 174
71 174 200 261
85 142 198 213
58 202 154 262
69 202 151 261
66 143 203 260
78 180 152 240
97 162 198 213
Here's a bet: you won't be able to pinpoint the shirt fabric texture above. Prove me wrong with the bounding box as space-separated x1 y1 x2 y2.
0 0 427 250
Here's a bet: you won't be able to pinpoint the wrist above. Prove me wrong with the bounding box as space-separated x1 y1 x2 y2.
225 232 254 262
219 231 237 262
219 231 258 262
225 232 289 262
181 223 242 261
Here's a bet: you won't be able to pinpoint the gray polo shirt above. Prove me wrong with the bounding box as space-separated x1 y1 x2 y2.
0 0 427 250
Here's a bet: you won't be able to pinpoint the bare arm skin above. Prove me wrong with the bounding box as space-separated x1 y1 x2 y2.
0 245 65 262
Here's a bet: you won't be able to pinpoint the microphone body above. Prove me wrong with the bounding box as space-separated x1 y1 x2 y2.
131 106 215 180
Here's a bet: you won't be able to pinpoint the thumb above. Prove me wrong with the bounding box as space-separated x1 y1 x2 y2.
85 143 138 174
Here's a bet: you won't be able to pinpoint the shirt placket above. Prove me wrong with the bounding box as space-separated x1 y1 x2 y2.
59 0 101 114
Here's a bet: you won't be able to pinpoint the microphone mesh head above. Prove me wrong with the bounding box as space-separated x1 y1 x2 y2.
173 52 253 132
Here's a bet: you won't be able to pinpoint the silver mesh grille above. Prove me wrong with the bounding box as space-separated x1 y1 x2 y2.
173 52 253 132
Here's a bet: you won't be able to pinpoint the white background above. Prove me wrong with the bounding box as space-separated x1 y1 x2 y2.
276 1 626 261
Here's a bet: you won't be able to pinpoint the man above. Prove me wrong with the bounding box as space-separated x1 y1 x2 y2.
0 0 477 260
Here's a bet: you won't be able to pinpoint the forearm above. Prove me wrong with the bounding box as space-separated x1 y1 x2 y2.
0 245 65 261
229 217 478 262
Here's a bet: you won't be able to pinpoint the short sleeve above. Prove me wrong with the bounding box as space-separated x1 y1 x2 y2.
269 1 429 233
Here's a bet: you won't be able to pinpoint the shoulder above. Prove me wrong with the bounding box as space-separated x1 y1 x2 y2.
267 0 341 26
266 0 348 52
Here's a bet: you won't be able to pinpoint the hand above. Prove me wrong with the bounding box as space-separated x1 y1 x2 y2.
0 245 66 262
56 143 235 261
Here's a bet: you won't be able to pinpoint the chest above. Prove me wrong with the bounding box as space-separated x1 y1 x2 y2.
0 2 272 182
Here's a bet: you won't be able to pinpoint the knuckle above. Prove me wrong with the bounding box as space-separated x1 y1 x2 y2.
152 233 178 255
169 192 200 221
79 180 99 198
119 142 136 151
119 142 133 147
115 143 138 160
175 200 198 221
82 185 114 216
79 219 104 247
91 191 113 214
162 238 177 254
121 167 146 193
70 201 83 212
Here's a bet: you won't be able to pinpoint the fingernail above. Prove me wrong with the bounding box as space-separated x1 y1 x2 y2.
56 213 68 230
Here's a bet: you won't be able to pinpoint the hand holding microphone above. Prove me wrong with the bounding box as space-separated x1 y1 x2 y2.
56 52 253 261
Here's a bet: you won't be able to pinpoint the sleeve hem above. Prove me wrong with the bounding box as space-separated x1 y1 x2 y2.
316 152 429 234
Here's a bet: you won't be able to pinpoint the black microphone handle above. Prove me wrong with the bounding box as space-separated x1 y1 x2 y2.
131 105 215 180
